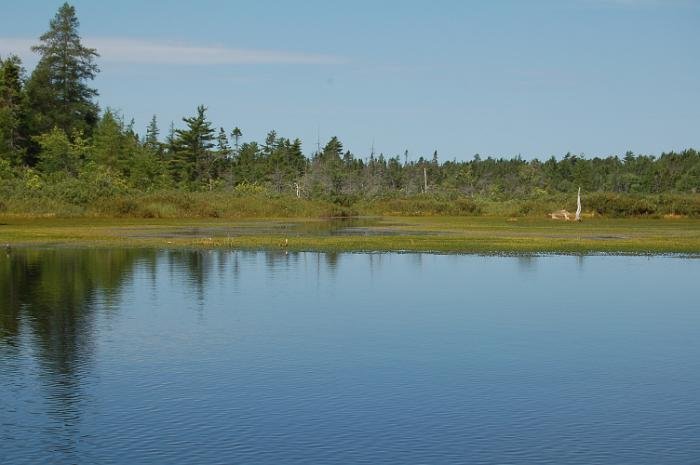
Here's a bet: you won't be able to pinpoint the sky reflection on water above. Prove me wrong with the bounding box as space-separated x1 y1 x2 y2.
1 249 699 464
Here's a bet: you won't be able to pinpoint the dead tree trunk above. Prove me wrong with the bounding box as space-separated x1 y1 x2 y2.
575 187 582 221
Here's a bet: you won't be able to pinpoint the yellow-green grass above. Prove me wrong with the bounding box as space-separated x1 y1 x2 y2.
1 216 698 254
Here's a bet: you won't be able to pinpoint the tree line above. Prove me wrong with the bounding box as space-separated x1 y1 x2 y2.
1 3 698 206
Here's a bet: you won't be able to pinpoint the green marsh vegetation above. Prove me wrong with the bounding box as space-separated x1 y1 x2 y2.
1 3 698 253
1 216 698 254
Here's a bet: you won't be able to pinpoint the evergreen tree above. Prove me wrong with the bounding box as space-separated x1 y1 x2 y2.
145 115 159 146
144 115 163 159
26 2 99 138
129 143 169 191
173 105 215 186
314 137 345 195
289 138 306 175
215 127 232 185
231 127 242 152
0 55 27 164
263 130 277 158
166 121 176 153
321 136 343 162
216 127 230 158
234 142 260 183
92 109 124 170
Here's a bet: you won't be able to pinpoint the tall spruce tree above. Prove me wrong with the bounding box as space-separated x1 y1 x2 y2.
144 115 163 160
166 121 176 152
173 105 215 186
216 127 231 158
26 3 99 139
92 109 125 171
0 55 26 164
145 115 159 148
321 136 343 162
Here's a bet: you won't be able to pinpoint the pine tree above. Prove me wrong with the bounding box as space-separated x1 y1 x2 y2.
263 130 277 158
92 109 125 171
145 115 159 148
315 136 345 195
321 136 343 162
27 2 99 138
0 55 27 164
236 142 260 183
216 128 230 158
130 143 169 191
144 114 163 160
173 105 215 186
166 121 176 152
289 138 306 175
231 127 242 152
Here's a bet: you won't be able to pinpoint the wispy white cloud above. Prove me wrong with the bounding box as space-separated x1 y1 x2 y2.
0 37 345 65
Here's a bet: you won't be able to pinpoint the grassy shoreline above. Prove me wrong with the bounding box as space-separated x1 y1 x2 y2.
1 215 699 255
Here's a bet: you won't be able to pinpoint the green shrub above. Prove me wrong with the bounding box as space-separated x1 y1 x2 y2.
454 198 482 215
107 197 139 216
659 195 700 217
140 202 180 218
586 193 658 217
233 181 266 195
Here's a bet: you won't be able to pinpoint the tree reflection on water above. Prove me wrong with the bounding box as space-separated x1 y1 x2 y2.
0 247 343 359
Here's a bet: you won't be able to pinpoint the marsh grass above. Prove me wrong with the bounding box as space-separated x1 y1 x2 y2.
1 190 698 254
1 216 698 254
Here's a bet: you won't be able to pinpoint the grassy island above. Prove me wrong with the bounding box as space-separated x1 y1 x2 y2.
2 212 698 254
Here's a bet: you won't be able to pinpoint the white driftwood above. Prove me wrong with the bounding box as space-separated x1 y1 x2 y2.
575 187 582 221
550 188 582 221
550 209 573 220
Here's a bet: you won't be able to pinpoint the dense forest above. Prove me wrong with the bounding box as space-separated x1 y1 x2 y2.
1 4 699 217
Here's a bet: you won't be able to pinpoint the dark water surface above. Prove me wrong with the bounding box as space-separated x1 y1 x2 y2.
116 217 425 240
1 249 699 464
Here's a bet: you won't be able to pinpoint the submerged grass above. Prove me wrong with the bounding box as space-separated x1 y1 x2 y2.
1 216 698 254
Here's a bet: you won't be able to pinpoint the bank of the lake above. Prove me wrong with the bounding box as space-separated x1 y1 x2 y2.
1 216 699 254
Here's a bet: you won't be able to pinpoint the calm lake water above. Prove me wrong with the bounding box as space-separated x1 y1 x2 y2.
1 248 699 464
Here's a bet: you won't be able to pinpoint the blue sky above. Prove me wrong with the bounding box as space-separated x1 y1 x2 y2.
2 0 699 160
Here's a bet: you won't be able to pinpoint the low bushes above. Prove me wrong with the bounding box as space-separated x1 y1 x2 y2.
356 195 482 216
88 191 352 219
586 193 657 217
0 172 697 218
585 193 700 217
658 195 700 216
